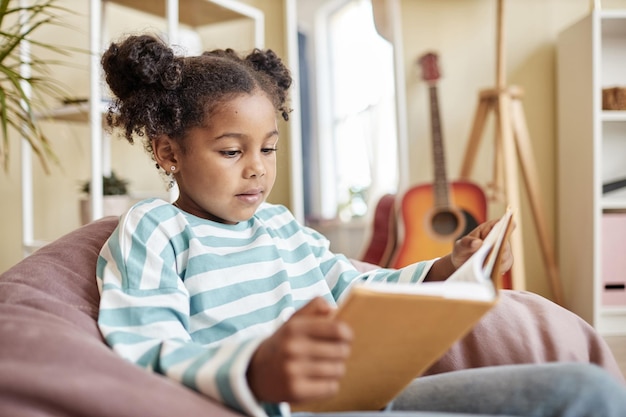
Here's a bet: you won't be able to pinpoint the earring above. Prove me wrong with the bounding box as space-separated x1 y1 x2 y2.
170 166 176 172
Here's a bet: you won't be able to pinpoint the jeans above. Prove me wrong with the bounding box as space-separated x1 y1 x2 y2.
294 363 626 416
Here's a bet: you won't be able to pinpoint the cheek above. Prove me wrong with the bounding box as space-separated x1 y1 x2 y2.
267 169 277 185
186 162 226 187
266 159 278 178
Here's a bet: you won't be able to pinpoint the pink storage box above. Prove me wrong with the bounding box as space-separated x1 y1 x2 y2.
601 213 626 306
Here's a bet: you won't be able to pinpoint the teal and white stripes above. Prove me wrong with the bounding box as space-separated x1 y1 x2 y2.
97 198 433 417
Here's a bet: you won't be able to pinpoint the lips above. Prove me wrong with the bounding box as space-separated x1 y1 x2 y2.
236 188 264 204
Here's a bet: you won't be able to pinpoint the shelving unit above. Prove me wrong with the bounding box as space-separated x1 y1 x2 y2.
86 0 264 222
557 10 626 335
21 0 266 256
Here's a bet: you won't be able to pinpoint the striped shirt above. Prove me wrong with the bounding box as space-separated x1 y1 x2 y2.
96 198 433 417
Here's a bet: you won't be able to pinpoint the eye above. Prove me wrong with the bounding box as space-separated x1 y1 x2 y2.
220 150 241 158
261 147 278 155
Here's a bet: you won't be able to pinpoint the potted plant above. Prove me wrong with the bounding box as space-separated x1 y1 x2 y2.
79 171 131 224
0 0 74 173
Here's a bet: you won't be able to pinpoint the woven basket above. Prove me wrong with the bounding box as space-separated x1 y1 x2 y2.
602 87 626 110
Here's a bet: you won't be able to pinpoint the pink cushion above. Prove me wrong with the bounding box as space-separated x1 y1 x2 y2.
0 217 241 417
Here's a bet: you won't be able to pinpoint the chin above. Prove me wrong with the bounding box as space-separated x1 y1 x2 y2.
227 212 256 224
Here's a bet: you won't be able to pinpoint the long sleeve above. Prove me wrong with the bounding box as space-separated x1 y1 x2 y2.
286 219 433 303
97 202 269 417
96 199 436 417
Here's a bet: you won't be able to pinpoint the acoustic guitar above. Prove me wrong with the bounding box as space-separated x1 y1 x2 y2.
392 52 487 268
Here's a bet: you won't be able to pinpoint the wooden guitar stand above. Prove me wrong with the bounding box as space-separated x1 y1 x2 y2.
458 0 564 305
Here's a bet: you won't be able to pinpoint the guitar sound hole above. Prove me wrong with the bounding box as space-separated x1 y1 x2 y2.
431 211 460 236
462 210 479 237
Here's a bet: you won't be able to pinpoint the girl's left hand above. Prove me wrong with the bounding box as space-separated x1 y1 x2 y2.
450 219 515 273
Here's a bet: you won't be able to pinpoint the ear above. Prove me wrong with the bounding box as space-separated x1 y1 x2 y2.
152 135 180 172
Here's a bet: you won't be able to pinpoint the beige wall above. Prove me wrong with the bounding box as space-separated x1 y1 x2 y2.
0 0 290 272
397 0 626 299
3 0 626 303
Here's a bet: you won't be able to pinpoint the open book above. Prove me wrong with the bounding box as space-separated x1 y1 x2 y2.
291 208 514 413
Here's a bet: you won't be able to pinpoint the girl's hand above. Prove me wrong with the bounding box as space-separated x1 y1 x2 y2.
246 297 353 404
425 218 515 282
450 219 514 273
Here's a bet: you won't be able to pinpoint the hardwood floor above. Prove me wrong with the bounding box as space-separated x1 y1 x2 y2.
603 335 626 378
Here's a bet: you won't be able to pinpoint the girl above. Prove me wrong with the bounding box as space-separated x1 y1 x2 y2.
96 34 626 417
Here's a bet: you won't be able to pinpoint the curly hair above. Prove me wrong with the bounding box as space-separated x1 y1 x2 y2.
101 34 292 159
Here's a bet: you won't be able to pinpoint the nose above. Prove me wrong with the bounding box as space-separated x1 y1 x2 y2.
244 154 266 179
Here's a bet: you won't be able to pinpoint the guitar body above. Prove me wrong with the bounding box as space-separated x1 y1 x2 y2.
392 180 487 268
387 51 510 286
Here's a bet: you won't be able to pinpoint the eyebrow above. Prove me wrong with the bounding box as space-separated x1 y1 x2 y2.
214 129 279 141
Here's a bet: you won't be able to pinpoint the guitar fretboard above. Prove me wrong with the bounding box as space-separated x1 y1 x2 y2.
428 84 450 208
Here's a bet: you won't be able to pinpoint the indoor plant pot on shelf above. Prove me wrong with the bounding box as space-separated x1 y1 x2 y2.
79 171 131 225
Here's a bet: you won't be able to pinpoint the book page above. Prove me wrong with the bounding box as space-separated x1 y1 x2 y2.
358 280 494 301
352 208 514 303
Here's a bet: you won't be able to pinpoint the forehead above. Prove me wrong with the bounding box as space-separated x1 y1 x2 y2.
210 92 276 122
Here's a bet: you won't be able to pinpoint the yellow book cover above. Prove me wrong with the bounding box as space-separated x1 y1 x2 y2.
291 208 514 413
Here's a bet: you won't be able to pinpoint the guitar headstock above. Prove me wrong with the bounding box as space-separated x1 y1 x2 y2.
418 52 440 84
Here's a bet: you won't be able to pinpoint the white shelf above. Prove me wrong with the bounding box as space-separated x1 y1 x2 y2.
109 0 246 27
601 9 626 33
557 10 626 335
599 307 626 335
21 0 265 257
602 110 626 122
603 187 626 210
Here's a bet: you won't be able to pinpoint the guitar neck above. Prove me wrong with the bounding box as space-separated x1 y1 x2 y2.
428 84 450 208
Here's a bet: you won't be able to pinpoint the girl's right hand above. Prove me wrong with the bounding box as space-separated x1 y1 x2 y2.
246 297 353 404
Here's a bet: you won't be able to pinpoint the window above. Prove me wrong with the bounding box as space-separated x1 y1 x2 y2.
301 0 398 223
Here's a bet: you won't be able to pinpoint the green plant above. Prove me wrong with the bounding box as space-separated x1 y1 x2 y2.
81 171 129 196
0 0 75 173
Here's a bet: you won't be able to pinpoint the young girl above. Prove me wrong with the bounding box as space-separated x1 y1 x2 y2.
96 34 626 417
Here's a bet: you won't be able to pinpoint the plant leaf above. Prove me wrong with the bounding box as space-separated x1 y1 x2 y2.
0 0 79 173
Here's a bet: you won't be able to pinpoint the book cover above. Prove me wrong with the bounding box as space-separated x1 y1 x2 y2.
291 208 514 412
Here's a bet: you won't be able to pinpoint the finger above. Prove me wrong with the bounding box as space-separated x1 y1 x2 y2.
468 219 497 238
275 318 352 364
451 236 483 269
499 243 514 272
294 297 334 317
311 319 353 342
288 356 348 379
456 235 482 253
288 316 354 343
288 377 342 403
290 336 352 361
251 358 343 403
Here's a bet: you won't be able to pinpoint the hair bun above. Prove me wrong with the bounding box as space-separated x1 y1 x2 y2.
102 34 182 100
245 49 292 119
246 49 292 91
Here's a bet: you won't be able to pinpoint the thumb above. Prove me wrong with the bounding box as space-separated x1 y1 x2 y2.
457 235 482 252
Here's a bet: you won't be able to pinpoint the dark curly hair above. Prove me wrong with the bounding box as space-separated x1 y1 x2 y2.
101 34 292 159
